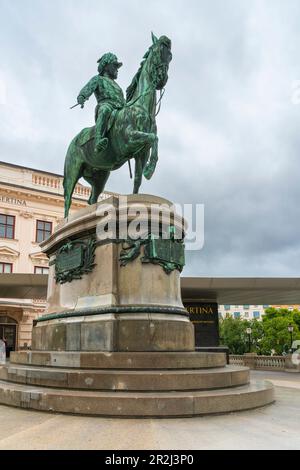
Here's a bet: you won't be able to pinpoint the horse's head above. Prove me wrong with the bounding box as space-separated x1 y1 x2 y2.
148 33 172 90
126 33 172 103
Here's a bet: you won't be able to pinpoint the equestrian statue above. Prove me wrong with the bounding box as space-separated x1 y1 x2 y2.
63 33 172 217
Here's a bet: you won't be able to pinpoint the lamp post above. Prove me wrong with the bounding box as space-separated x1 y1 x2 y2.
288 324 294 353
246 327 252 353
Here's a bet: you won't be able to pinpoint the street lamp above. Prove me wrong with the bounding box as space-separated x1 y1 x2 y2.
288 324 294 352
246 327 252 353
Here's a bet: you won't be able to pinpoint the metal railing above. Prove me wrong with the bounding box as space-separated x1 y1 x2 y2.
229 354 296 371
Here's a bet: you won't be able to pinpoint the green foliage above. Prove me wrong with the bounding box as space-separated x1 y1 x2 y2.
220 318 250 355
220 317 262 354
219 308 300 355
292 311 300 329
259 316 299 355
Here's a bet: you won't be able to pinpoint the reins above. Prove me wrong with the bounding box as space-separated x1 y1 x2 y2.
155 88 165 117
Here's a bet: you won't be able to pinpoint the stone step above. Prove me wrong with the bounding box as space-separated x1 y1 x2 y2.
10 351 226 370
0 364 249 391
0 378 274 417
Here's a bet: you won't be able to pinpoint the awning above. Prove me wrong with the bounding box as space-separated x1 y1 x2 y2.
0 274 300 304
181 277 300 304
0 274 47 299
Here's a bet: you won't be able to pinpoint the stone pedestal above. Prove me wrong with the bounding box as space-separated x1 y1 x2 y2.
33 194 193 352
0 195 274 417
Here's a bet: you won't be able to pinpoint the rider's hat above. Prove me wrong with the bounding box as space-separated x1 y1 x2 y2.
97 52 123 75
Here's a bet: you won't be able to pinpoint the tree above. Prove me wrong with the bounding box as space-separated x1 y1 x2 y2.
261 310 300 355
220 317 265 354
248 320 265 354
219 309 300 356
220 317 247 354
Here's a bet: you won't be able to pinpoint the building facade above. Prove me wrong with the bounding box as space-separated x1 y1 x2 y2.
218 304 300 321
0 161 108 353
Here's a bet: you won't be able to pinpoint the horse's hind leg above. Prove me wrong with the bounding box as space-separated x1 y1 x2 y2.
64 174 79 219
84 170 110 205
63 149 83 218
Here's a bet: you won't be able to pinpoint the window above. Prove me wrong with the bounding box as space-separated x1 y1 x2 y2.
244 312 249 318
0 263 12 273
253 311 260 319
34 266 49 274
0 214 15 239
263 305 269 308
243 305 250 309
36 220 52 243
0 315 17 324
234 312 240 319
224 305 231 310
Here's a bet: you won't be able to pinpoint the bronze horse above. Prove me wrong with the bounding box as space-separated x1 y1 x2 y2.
63 34 172 217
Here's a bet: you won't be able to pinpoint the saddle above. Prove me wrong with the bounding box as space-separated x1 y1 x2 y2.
78 110 118 148
76 110 119 169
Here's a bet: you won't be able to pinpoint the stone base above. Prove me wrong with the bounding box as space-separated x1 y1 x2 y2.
9 350 227 369
196 346 230 364
1 197 273 417
0 351 274 417
32 313 194 352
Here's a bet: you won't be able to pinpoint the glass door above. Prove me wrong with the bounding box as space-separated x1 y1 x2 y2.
0 323 17 357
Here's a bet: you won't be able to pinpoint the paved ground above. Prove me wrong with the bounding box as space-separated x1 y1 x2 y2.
0 370 299 450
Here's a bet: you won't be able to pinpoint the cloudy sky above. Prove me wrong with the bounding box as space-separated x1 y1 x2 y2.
1 0 300 277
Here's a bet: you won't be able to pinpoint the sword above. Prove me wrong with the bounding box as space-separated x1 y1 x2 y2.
70 103 84 109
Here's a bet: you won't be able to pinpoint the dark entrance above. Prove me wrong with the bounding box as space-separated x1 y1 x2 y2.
0 315 17 357
184 302 220 347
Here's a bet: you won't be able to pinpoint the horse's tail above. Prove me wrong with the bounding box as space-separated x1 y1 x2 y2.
63 128 87 186
63 139 74 192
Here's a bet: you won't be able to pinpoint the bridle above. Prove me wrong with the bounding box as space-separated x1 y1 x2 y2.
125 44 169 117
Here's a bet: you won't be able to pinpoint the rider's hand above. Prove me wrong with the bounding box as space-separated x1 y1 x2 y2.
77 95 85 108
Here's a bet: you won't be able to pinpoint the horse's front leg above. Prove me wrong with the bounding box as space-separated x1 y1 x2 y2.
126 127 156 193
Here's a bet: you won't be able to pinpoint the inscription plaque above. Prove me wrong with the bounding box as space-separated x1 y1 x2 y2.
120 227 185 275
54 238 96 284
144 236 185 273
56 246 83 273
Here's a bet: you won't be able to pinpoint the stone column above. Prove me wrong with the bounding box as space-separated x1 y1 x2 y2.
18 309 36 349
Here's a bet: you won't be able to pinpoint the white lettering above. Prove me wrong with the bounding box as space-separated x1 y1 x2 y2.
105 454 140 467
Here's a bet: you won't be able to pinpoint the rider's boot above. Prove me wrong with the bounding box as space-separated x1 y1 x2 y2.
94 105 111 154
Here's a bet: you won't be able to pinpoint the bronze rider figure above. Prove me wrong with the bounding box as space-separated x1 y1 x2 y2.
77 52 124 154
